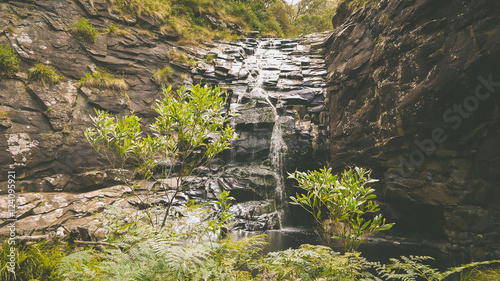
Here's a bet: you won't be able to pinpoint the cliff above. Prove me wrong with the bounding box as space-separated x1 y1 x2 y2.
0 0 329 237
325 0 500 258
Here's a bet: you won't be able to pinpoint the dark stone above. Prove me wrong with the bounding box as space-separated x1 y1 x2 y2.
325 0 500 258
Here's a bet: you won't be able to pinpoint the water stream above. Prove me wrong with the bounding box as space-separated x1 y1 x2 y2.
197 35 330 231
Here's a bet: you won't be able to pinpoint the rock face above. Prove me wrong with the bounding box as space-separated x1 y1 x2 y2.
0 1 329 236
192 35 330 229
325 0 500 258
0 0 179 195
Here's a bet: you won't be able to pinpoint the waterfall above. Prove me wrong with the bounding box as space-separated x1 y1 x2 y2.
270 115 288 227
197 35 329 231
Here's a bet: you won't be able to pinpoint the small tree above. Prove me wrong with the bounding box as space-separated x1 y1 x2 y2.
85 84 237 230
289 167 394 252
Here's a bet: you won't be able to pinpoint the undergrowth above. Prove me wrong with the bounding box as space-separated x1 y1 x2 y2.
88 0 284 44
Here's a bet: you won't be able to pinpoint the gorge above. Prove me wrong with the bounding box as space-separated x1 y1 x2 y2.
0 0 499 270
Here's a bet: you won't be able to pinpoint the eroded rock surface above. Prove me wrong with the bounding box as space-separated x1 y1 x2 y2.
0 1 329 236
325 0 500 258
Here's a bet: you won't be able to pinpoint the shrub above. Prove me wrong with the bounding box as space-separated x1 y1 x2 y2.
72 17 98 43
28 64 63 85
151 65 174 87
289 167 394 251
0 44 20 77
85 84 237 230
79 69 128 92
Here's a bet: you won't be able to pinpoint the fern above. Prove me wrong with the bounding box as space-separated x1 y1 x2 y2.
256 244 380 280
56 249 102 281
374 256 500 281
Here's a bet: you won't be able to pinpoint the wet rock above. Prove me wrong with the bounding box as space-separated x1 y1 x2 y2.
325 0 500 257
0 0 330 240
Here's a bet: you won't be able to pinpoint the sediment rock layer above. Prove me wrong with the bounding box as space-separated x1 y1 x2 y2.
325 0 500 258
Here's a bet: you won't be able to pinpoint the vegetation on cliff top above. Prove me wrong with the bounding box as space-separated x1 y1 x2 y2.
86 0 341 43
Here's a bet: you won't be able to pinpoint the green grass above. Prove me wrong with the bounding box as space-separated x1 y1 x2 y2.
0 44 20 77
28 64 63 85
169 49 198 69
90 0 285 44
152 65 174 87
104 23 130 37
0 240 67 281
80 68 128 92
72 17 99 43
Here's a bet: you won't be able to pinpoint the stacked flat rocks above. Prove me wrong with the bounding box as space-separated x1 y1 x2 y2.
186 33 331 230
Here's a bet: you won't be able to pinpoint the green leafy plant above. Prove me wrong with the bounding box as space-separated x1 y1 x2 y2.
72 17 99 43
289 167 394 251
85 84 237 231
208 190 235 238
28 64 63 85
79 68 128 92
151 65 174 87
0 44 20 77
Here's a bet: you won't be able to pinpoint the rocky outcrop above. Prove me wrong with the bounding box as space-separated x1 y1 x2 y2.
0 0 329 236
325 0 500 258
0 0 181 195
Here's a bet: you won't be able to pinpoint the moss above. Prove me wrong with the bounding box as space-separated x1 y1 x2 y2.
28 64 63 85
0 44 20 77
80 69 128 92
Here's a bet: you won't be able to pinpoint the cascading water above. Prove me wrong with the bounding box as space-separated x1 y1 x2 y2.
195 34 330 231
243 40 288 210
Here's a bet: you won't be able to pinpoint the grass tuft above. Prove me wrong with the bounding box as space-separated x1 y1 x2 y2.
80 68 128 92
0 239 68 281
105 23 130 37
72 17 99 43
151 65 174 87
28 64 63 85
